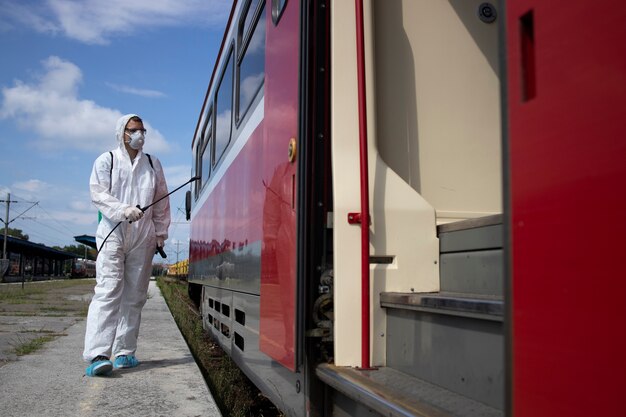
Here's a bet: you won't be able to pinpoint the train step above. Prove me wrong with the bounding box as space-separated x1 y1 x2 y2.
380 292 503 322
381 291 504 410
316 363 502 417
438 214 503 297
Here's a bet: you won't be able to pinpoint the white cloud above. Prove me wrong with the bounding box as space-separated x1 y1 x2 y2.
106 83 166 98
1 0 231 44
13 179 48 193
164 164 193 188
247 16 266 55
52 208 96 226
0 56 170 154
4 180 96 237
240 72 264 112
69 200 90 211
0 1 59 35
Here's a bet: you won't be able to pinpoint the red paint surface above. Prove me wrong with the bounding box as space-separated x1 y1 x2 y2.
190 0 299 372
354 0 372 370
507 2 626 416
259 0 300 371
189 124 265 264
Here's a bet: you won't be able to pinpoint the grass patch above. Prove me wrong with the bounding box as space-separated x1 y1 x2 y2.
44 305 74 312
0 287 45 301
20 328 56 334
4 298 44 305
12 335 58 356
0 280 92 300
0 312 43 317
77 303 89 317
0 279 94 318
157 277 281 417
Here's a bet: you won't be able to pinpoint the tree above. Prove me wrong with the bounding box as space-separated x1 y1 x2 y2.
6 227 29 240
52 244 97 260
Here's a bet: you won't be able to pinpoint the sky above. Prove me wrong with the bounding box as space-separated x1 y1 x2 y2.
0 0 233 263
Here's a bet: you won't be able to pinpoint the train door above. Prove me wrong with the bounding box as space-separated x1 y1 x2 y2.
259 0 301 371
506 1 626 416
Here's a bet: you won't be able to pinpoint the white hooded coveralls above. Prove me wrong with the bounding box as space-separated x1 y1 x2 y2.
83 114 170 362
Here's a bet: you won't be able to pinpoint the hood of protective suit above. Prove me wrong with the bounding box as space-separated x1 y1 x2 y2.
115 113 140 147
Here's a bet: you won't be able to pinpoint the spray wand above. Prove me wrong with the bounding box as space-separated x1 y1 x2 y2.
97 176 200 256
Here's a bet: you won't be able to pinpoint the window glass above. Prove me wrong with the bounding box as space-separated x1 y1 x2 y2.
194 134 202 198
238 3 266 121
214 49 234 167
241 0 262 48
200 109 213 189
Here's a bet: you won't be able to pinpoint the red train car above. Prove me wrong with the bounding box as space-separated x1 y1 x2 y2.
71 258 96 278
186 1 626 416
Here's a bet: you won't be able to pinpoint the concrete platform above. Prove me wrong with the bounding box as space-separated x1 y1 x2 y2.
0 281 222 417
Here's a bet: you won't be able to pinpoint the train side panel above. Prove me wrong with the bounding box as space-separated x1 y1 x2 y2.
259 0 300 371
188 1 626 416
188 1 306 415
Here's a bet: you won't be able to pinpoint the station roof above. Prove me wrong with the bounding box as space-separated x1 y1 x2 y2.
1 234 77 260
73 235 97 250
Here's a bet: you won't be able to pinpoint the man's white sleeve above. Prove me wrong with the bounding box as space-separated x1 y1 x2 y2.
151 157 171 240
89 153 129 222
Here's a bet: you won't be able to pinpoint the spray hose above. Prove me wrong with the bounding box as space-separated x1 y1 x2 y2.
97 176 200 256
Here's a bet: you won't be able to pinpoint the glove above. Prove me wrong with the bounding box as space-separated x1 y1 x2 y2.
124 206 143 222
156 236 165 248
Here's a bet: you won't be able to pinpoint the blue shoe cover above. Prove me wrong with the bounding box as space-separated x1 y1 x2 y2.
114 355 139 369
86 359 113 377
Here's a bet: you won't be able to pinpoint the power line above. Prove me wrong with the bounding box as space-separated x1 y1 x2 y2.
2 191 83 246
5 193 37 204
9 217 66 245
7 202 38 225
9 192 85 236
35 204 81 237
2 192 40 259
30 218 76 239
17 228 59 246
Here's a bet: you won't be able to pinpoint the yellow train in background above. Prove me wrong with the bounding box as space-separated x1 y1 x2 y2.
167 259 188 279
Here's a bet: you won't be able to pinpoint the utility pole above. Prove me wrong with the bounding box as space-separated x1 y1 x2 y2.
1 193 17 260
1 193 17 281
1 193 39 259
1 194 38 282
170 240 186 276
3 193 8 260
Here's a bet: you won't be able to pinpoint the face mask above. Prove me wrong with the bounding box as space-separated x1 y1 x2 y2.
125 131 145 150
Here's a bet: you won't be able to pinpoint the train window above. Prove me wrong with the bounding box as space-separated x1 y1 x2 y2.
194 138 202 199
222 304 230 317
235 309 246 325
239 0 262 50
237 0 266 124
214 47 234 168
221 323 230 338
271 0 287 25
200 107 213 190
234 332 245 351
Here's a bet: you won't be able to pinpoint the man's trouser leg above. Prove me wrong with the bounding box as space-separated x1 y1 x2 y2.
83 241 126 362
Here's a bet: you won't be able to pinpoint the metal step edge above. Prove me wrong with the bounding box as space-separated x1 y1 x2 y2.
316 364 502 417
436 214 503 234
380 292 504 322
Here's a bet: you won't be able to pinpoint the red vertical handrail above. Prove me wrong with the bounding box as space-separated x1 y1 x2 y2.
354 0 371 369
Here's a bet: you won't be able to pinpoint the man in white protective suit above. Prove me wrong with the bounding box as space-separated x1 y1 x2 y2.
83 114 170 377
